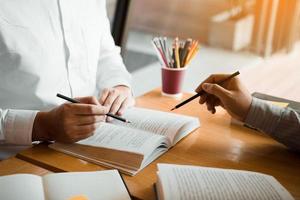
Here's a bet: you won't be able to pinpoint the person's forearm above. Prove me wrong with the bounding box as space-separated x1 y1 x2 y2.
245 97 300 152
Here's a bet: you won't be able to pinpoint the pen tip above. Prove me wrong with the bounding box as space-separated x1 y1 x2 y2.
127 121 131 123
171 107 176 111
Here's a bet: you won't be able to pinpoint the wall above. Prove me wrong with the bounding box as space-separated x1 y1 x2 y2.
128 0 230 43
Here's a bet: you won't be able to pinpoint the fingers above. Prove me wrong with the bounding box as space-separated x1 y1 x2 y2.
98 87 134 118
195 74 240 94
67 123 102 143
206 102 214 113
100 88 124 121
196 74 246 117
111 95 135 116
202 83 231 100
99 88 110 105
51 99 108 143
200 94 222 114
76 123 101 134
65 96 109 115
205 74 233 84
68 104 109 115
102 88 119 107
76 115 106 125
109 95 126 115
117 98 131 115
75 96 100 105
206 95 216 114
195 74 231 93
199 94 208 104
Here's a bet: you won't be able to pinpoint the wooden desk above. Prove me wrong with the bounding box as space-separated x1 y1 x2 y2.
0 157 49 176
17 89 300 200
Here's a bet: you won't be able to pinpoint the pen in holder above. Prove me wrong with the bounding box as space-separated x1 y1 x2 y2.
152 36 200 98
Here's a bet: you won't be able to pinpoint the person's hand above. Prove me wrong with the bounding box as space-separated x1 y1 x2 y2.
32 96 108 143
195 74 252 122
98 85 135 121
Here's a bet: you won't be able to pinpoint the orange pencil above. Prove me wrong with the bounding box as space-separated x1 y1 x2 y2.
185 40 198 66
185 45 200 66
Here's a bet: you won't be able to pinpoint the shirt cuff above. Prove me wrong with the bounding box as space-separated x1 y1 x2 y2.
245 97 283 135
4 109 38 145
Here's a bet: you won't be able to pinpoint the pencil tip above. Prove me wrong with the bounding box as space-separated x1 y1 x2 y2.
171 108 176 111
127 121 131 123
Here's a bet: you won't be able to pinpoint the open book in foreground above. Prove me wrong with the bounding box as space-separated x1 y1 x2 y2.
156 164 294 200
0 170 131 200
50 107 200 176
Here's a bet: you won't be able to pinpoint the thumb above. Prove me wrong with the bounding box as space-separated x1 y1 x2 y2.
76 96 100 105
202 83 230 99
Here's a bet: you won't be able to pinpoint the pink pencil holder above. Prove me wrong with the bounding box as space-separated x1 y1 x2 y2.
161 67 187 97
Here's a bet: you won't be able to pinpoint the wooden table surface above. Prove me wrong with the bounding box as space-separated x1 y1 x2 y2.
17 88 300 200
0 157 49 176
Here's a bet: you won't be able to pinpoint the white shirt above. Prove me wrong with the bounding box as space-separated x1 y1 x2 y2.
0 0 131 156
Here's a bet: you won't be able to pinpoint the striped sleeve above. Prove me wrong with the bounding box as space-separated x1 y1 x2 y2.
245 97 300 152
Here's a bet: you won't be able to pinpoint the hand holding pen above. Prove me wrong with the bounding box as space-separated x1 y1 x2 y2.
195 72 252 121
32 96 110 144
57 94 131 123
171 72 247 120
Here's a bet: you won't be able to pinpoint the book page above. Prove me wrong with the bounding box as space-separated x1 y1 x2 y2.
0 174 45 200
157 164 294 200
111 107 200 144
78 123 167 156
265 100 289 108
43 171 131 200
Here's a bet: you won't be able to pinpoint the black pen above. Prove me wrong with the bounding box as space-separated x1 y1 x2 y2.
56 93 131 123
171 71 240 111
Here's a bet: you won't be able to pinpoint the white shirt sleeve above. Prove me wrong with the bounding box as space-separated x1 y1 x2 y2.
0 108 37 145
96 1 132 91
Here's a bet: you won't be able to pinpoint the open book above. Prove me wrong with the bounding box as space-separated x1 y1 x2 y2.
156 164 294 200
0 170 131 200
50 107 200 176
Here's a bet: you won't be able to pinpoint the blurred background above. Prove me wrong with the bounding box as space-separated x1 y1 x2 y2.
106 0 300 98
